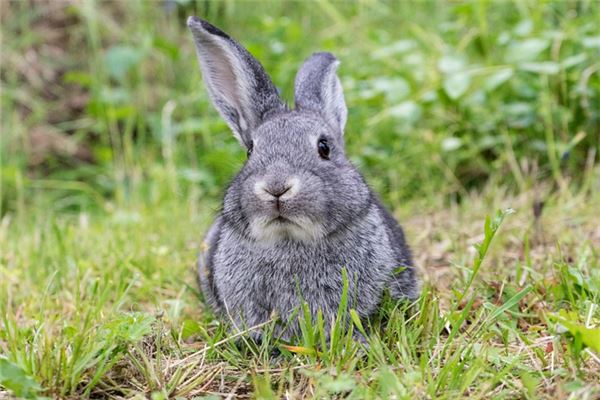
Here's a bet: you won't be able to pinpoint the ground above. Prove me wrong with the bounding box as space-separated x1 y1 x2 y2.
1 182 599 399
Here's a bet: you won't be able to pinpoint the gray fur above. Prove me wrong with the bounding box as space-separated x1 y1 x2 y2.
190 17 419 340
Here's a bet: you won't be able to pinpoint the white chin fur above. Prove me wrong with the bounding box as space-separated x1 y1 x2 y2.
249 216 325 243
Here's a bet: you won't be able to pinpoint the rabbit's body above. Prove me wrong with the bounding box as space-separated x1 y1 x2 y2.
188 17 418 339
200 185 415 339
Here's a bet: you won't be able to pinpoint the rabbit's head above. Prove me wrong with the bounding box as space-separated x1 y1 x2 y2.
188 17 371 244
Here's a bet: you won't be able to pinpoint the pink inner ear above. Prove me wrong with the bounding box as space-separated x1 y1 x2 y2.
202 39 245 124
194 34 254 138
294 53 347 134
189 18 285 146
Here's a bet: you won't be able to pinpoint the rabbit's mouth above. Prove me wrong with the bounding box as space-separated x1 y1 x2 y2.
249 214 326 243
268 215 301 229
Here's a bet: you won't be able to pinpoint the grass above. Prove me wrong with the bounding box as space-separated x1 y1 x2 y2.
1 0 600 398
1 183 599 398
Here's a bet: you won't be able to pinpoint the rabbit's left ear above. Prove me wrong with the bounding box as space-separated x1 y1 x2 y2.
294 52 347 134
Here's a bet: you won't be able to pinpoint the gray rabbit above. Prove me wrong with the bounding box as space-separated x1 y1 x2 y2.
188 17 419 340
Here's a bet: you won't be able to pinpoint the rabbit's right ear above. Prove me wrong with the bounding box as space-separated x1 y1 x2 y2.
294 52 347 135
187 17 284 148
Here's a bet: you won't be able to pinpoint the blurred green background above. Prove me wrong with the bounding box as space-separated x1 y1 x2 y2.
1 0 599 216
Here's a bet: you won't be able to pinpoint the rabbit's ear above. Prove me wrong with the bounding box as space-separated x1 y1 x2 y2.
187 17 284 148
294 52 347 134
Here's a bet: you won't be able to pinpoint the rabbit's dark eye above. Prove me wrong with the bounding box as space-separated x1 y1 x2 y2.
317 138 330 159
247 141 253 157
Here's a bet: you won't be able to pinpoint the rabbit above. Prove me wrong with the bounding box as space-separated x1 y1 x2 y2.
187 16 419 341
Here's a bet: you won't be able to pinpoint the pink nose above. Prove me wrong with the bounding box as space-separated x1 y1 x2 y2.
263 185 291 199
254 177 300 205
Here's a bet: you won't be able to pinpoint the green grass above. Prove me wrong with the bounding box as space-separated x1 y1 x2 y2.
1 0 600 398
1 185 599 398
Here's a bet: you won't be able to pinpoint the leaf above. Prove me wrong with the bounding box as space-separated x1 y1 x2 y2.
349 309 367 338
98 87 131 105
372 39 417 59
563 380 586 392
377 367 405 397
505 38 548 62
520 62 560 75
484 68 514 90
118 313 155 342
279 344 320 356
321 373 356 393
63 70 93 87
368 77 411 102
441 137 462 151
181 319 202 339
502 102 535 119
443 72 471 100
487 285 532 321
582 35 600 49
152 37 180 60
552 311 600 353
438 54 467 74
561 53 587 69
105 45 143 82
104 312 155 343
513 19 533 36
178 168 212 184
388 101 421 123
252 373 277 400
0 357 42 399
520 370 540 398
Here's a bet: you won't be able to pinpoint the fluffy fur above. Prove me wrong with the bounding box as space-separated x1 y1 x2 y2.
189 17 419 340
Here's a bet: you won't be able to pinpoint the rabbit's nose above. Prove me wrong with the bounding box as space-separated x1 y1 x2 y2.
254 177 300 203
264 185 291 198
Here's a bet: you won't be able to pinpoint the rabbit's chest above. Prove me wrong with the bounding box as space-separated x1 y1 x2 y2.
213 225 394 316
216 246 342 297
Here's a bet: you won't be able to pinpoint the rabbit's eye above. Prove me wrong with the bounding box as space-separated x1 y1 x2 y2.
317 138 330 159
247 141 254 157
